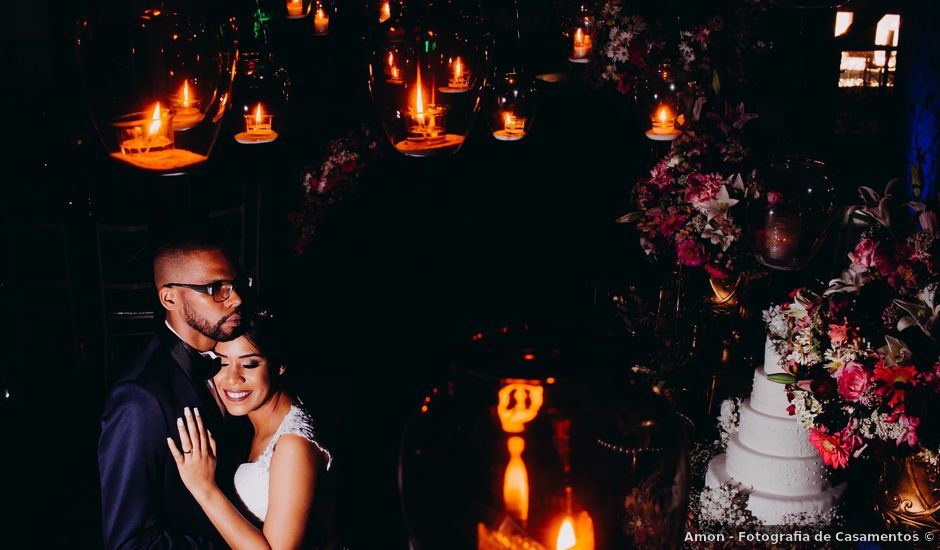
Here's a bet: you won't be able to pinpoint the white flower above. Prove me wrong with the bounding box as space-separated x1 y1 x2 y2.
701 224 735 251
695 185 739 221
717 398 741 446
763 306 789 341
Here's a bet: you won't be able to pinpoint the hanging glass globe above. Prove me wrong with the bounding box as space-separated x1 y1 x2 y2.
77 8 237 174
398 322 690 549
564 4 596 64
746 156 838 270
367 4 486 157
229 53 290 145
485 71 537 142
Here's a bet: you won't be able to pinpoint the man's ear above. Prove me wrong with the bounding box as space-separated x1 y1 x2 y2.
159 286 180 311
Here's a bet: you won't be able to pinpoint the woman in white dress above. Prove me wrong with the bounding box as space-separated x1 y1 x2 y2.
168 312 331 550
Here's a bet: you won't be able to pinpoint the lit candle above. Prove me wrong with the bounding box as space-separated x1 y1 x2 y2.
286 0 305 18
313 6 329 34
493 111 527 141
119 102 173 154
112 102 207 171
645 103 682 141
395 64 464 156
441 56 470 92
386 52 403 84
234 102 279 144
379 1 391 23
170 79 204 131
762 211 802 262
555 511 595 550
570 27 592 62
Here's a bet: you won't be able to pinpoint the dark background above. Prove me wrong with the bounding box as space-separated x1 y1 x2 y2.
1 1 934 548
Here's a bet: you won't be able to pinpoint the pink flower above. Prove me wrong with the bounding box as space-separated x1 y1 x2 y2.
828 324 849 347
873 362 921 407
809 428 855 469
894 414 920 447
684 173 724 206
676 239 705 267
658 214 687 238
849 238 877 271
837 363 870 402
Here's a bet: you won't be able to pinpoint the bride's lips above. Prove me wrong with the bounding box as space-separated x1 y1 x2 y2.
223 389 252 402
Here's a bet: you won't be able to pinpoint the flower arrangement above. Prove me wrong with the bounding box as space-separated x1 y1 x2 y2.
619 101 757 282
589 0 768 98
288 127 381 254
763 182 940 469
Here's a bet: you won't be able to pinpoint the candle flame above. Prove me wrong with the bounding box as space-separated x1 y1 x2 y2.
556 518 576 550
182 80 190 108
415 65 425 123
387 52 394 67
454 57 463 78
503 436 529 523
380 1 391 23
148 103 162 136
316 7 325 18
254 103 263 124
574 28 583 46
658 105 669 122
504 112 512 126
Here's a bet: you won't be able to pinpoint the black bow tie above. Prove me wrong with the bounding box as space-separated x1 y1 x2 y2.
195 352 223 380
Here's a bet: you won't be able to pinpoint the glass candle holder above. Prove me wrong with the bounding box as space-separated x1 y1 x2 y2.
368 12 485 157
565 5 595 64
285 0 308 19
312 1 331 34
77 9 237 174
747 157 837 271
486 71 537 142
229 52 290 145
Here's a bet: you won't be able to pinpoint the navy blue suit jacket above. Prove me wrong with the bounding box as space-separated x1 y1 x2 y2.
99 328 245 549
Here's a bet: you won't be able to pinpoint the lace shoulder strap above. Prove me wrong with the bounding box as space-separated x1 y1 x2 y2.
258 404 332 471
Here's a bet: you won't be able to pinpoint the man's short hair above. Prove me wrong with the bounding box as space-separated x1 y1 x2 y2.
152 236 232 287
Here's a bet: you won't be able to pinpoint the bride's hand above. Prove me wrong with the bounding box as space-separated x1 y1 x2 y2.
167 407 218 501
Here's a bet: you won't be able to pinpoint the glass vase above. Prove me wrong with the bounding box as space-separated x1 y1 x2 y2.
875 452 940 531
746 156 837 271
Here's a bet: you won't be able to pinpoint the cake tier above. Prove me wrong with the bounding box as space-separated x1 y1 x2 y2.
725 434 829 496
737 400 817 458
706 454 846 525
750 367 792 417
763 336 785 374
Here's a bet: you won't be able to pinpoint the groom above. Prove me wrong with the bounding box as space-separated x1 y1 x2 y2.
99 238 249 549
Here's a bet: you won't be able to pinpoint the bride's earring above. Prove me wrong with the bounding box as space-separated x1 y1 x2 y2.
278 365 286 376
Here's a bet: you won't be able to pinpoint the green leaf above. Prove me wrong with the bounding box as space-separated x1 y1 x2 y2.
767 373 796 385
615 211 643 224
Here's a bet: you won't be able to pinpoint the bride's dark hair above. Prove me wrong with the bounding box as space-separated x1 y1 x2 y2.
240 309 290 372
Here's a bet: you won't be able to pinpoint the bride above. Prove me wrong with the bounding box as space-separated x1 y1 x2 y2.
168 311 332 549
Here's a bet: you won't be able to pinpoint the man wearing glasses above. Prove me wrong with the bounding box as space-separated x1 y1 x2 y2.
99 238 252 549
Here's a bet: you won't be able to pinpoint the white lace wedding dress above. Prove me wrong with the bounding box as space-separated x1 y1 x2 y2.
233 403 332 523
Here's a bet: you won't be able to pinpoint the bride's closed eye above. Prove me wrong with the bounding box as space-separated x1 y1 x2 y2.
242 362 262 369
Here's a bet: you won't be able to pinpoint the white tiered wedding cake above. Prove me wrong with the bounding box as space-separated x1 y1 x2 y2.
704 338 846 524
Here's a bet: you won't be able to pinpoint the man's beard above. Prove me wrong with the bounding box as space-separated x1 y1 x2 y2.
183 302 240 342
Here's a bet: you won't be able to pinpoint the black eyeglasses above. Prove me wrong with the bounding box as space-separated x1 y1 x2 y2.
164 277 253 302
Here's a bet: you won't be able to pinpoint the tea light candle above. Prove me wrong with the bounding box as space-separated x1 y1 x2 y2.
493 112 527 141
645 104 682 141
379 1 391 23
568 28 592 63
112 103 207 171
170 79 204 131
313 6 329 34
439 57 470 93
394 66 463 156
286 0 305 18
763 211 802 262
234 103 279 144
